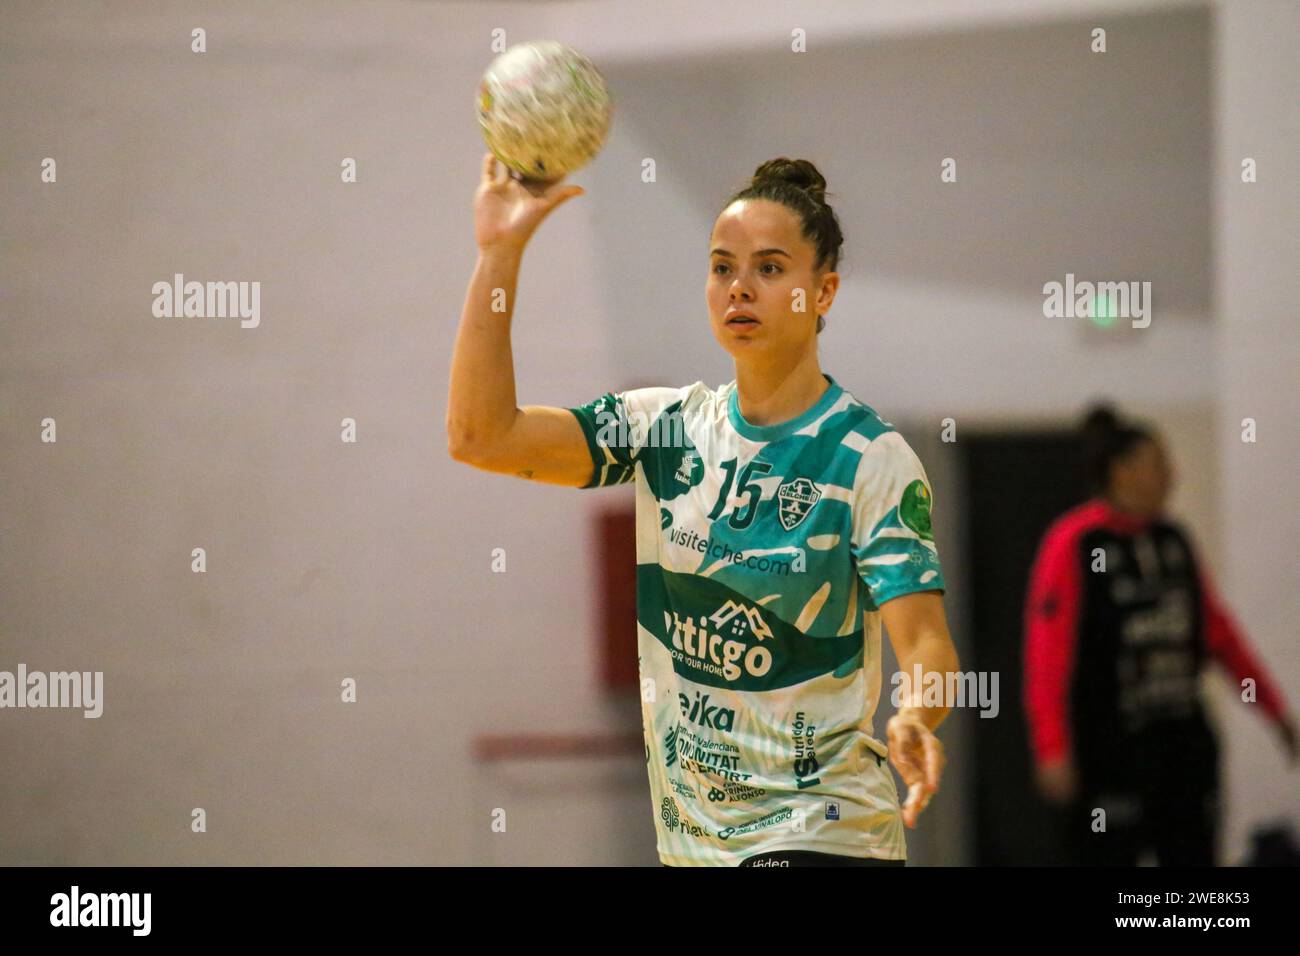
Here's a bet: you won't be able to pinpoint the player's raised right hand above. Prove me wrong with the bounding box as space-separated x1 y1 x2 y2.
475 152 584 254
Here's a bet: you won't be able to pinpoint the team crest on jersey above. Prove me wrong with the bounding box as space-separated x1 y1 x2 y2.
776 477 821 531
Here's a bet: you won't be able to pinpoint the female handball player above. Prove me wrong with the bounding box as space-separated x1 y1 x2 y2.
449 153 961 866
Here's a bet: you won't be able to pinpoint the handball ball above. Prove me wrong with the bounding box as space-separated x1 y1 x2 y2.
477 40 613 182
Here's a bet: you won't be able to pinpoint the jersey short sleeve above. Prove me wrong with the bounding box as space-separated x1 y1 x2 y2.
849 430 946 606
567 386 695 489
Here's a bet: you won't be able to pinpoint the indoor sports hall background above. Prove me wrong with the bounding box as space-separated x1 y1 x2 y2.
2 0 1295 865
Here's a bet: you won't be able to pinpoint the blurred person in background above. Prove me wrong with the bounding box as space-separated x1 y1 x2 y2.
1022 405 1297 865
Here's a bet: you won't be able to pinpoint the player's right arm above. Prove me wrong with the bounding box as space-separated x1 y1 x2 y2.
446 153 592 487
451 401 595 487
1022 520 1083 804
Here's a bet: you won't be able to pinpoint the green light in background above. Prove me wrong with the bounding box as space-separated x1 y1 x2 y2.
1090 291 1118 328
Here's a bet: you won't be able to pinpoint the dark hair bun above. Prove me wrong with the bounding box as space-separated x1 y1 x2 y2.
751 157 827 203
1081 403 1121 439
1080 402 1157 495
724 156 844 284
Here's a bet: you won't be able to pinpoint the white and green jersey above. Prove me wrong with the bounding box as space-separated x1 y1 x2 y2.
568 373 945 866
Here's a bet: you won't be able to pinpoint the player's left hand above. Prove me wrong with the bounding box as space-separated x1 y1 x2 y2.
886 709 945 828
1278 715 1299 767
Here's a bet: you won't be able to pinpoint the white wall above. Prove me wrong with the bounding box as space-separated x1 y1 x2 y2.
1211 0 1300 862
1 0 637 865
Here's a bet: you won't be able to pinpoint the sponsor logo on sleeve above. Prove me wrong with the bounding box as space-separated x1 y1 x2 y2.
675 451 704 486
898 479 935 542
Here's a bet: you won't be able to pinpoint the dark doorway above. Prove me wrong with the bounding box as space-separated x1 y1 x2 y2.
960 430 1088 865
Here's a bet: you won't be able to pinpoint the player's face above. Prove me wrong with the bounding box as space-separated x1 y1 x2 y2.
1115 438 1173 513
706 199 836 361
1142 439 1174 510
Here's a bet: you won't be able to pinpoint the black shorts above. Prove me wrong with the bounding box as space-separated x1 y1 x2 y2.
1068 729 1220 866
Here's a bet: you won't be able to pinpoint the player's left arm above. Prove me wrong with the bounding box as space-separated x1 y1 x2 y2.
1194 557 1298 764
850 430 959 826
881 590 960 828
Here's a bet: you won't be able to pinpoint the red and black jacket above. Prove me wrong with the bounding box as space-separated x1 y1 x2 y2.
1023 498 1287 780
